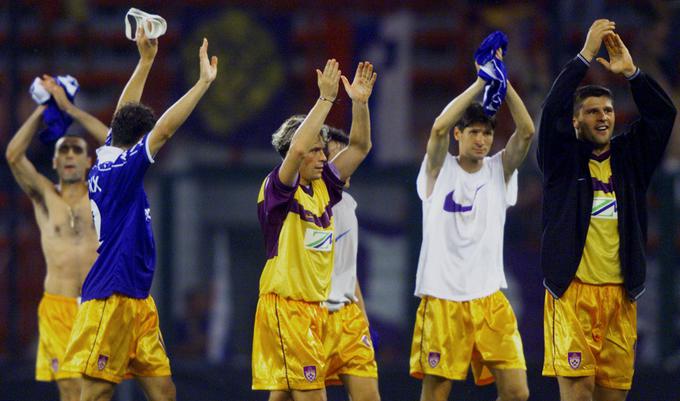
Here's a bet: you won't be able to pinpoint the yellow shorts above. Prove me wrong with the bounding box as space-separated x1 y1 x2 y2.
36 292 81 382
410 291 526 385
61 294 171 383
543 280 637 390
252 293 328 391
324 303 378 386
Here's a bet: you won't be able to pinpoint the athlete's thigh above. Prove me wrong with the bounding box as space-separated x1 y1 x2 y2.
340 374 380 401
490 368 528 401
56 377 81 401
290 388 327 401
593 385 628 401
80 375 116 401
420 374 452 401
135 375 176 401
269 390 293 401
557 376 595 401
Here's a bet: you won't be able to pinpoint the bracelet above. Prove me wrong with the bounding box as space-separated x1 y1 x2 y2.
319 96 335 104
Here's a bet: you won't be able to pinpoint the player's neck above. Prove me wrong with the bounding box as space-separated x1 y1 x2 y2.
58 180 88 201
456 155 484 173
591 142 611 156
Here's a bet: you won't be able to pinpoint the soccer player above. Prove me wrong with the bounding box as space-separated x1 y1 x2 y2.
274 125 381 401
252 60 376 401
60 38 218 401
409 51 535 401
538 20 676 401
5 86 106 401
323 126 380 401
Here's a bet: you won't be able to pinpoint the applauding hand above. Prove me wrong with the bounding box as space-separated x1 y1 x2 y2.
341 61 377 104
596 33 637 77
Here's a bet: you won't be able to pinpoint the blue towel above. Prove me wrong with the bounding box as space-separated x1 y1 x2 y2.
29 75 80 144
474 31 508 116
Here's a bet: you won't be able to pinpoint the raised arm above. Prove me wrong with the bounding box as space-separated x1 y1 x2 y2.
501 81 535 181
147 38 218 156
424 77 485 197
537 19 615 172
330 62 377 180
5 106 55 201
42 75 108 145
600 33 677 183
115 25 158 113
278 59 340 186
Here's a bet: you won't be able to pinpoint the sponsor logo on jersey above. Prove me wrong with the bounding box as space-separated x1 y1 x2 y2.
591 197 617 219
304 229 333 252
443 185 485 213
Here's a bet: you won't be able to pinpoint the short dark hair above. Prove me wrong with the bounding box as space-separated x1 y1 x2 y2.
326 126 349 145
455 103 496 131
271 115 330 158
110 102 156 148
573 85 613 115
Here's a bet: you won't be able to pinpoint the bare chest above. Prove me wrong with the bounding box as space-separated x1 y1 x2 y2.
37 194 96 240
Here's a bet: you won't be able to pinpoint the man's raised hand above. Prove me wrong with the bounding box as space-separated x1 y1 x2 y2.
41 75 73 112
316 59 341 102
136 22 158 62
597 33 637 77
199 38 218 84
341 61 377 104
580 19 616 61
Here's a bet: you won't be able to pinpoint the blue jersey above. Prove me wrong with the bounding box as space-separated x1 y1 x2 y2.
82 133 155 301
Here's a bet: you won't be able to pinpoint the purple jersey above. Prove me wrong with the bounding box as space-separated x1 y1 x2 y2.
82 133 155 301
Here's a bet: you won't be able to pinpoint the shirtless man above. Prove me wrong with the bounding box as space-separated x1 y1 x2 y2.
4 26 157 401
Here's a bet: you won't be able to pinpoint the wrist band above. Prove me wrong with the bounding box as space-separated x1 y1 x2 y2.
319 96 335 104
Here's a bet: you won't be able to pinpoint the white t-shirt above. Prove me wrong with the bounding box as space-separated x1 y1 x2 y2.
414 151 517 301
327 192 359 311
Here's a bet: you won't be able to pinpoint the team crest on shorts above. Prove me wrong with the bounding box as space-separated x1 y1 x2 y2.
51 358 59 373
361 334 372 348
568 352 582 369
97 354 109 371
428 352 441 368
303 365 317 382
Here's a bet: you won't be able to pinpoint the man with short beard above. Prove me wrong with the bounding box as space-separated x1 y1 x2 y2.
538 19 676 401
5 87 107 401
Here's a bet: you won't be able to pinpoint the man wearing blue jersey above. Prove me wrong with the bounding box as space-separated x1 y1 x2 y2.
61 38 218 401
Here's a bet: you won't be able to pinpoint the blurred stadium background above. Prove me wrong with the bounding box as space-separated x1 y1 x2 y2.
1 1 679 400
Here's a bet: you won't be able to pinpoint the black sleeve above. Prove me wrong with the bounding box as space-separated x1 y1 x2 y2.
537 55 590 176
623 70 677 188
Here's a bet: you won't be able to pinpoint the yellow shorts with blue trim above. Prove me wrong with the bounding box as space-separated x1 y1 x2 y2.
252 293 328 391
410 291 526 385
61 294 171 383
36 292 81 382
324 303 378 386
543 280 637 390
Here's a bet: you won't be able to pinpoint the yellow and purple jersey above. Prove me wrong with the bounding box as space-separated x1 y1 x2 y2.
257 163 344 302
576 152 622 284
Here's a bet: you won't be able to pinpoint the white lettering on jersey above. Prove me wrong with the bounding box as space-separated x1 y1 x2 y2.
88 176 102 193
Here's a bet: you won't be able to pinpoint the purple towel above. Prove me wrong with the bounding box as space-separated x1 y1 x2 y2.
474 31 508 116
